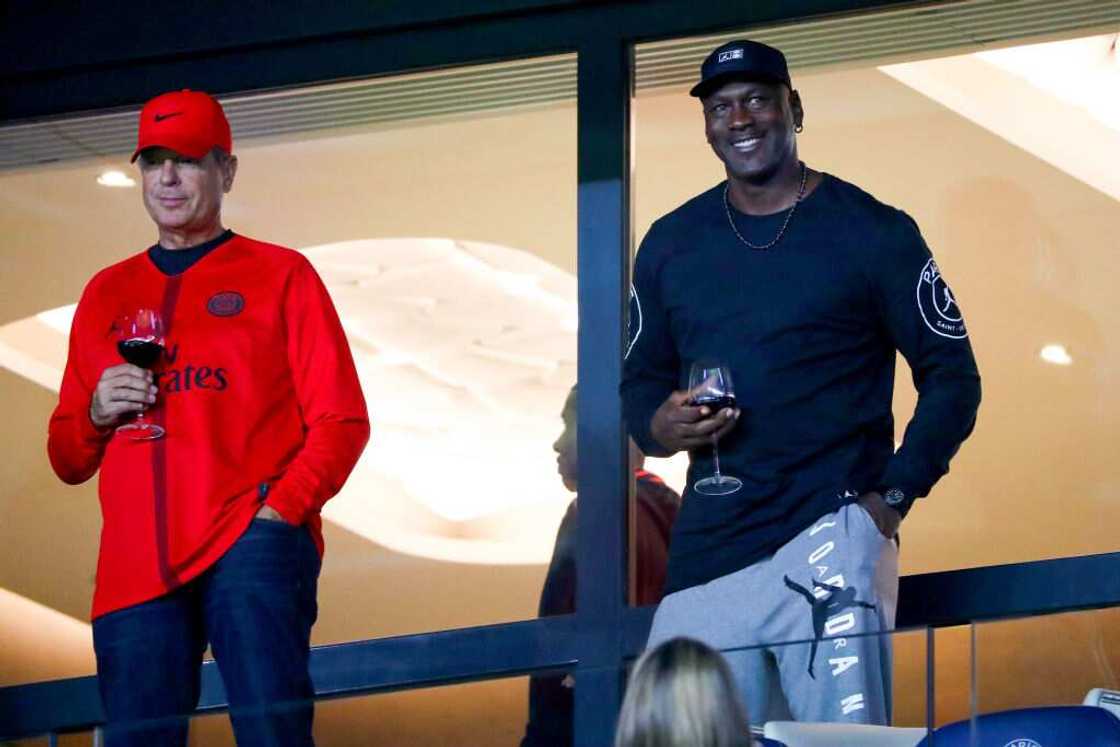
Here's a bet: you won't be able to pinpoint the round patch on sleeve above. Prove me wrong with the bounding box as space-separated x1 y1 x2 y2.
626 283 643 359
207 291 244 317
916 259 966 339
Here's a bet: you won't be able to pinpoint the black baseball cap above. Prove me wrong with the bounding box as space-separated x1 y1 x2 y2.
689 39 792 98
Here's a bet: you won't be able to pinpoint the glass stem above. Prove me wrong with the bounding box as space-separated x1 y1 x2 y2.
712 440 723 481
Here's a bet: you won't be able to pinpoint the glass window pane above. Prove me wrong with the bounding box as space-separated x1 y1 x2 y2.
973 609 1120 717
621 629 931 739
183 675 542 746
316 675 540 746
629 17 1120 592
0 54 577 690
11 674 547 746
628 8 1119 739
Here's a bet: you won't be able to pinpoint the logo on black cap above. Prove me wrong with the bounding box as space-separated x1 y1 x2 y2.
691 39 791 98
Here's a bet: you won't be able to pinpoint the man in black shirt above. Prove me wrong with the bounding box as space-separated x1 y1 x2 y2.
621 40 980 725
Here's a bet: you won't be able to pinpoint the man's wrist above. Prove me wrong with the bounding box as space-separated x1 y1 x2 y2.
644 415 675 458
878 486 913 518
87 402 114 434
881 487 906 507
255 504 288 523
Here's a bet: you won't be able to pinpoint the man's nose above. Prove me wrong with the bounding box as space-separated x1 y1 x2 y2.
159 160 179 184
729 104 752 129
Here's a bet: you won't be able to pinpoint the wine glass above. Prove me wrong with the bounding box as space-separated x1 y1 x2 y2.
688 360 742 496
115 308 166 440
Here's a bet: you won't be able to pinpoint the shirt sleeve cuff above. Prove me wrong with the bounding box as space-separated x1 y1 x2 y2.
262 483 310 526
894 495 916 519
80 410 114 444
631 415 670 458
876 482 918 520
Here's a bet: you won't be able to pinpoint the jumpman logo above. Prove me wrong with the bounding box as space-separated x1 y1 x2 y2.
941 286 958 314
783 575 876 679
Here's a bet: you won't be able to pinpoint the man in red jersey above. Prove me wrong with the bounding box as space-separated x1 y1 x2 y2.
48 90 370 747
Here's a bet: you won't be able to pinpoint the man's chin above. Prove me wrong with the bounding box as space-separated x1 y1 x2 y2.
725 160 782 186
150 213 192 230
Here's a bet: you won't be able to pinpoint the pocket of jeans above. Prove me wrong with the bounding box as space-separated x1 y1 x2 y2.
251 516 299 530
220 519 304 593
298 530 321 625
239 517 301 558
851 502 890 541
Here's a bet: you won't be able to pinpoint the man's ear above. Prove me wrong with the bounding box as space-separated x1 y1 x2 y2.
790 89 805 131
223 155 239 193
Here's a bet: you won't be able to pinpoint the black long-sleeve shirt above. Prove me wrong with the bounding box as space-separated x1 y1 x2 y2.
622 174 981 594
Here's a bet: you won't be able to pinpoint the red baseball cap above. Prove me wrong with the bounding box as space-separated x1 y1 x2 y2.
130 89 232 162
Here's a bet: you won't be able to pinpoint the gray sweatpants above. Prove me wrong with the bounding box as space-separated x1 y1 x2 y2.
647 502 899 726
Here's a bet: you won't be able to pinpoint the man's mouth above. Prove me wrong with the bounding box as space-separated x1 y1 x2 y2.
731 136 761 153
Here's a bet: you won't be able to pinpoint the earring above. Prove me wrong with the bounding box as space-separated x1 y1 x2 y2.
795 123 804 133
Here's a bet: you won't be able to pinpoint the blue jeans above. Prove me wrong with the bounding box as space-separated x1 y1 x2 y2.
92 518 321 747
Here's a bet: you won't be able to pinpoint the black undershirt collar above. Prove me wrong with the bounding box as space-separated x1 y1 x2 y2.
147 229 235 276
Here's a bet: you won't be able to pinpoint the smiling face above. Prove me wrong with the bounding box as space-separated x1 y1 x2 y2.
138 146 237 245
702 78 802 185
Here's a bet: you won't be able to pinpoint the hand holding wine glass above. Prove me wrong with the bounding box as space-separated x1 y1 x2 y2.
688 360 742 496
649 386 739 455
91 308 166 440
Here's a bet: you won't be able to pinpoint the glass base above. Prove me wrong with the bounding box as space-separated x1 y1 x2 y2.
694 474 742 496
116 421 166 440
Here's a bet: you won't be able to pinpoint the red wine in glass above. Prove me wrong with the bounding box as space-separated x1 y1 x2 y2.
115 308 166 440
117 339 163 368
688 360 742 496
692 393 737 414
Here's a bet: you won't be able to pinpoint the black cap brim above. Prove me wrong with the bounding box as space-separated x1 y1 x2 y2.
690 71 790 98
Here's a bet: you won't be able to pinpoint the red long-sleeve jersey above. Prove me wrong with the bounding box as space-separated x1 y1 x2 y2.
48 235 370 619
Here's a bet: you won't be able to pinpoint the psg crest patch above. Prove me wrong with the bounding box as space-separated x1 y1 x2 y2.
626 284 643 359
916 259 966 339
207 291 244 317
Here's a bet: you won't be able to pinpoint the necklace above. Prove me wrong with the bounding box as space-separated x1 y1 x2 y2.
723 161 808 251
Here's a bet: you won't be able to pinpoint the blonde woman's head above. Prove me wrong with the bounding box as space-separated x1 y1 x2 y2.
614 637 753 747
